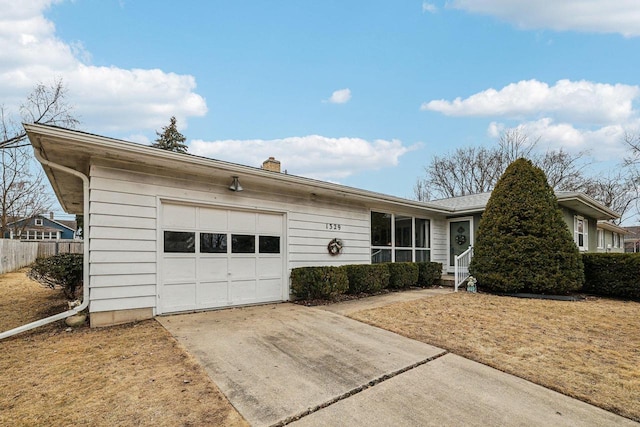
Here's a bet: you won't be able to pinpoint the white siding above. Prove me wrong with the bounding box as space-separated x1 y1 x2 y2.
289 209 370 268
430 218 448 266
89 166 157 313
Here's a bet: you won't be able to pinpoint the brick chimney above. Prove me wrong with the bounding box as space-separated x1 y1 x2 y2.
262 157 281 173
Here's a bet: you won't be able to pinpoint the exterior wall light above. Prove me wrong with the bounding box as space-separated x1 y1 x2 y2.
229 176 243 192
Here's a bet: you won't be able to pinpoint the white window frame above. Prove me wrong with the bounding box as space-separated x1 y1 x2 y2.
370 211 431 263
34 218 43 226
574 216 588 251
597 229 604 249
613 232 620 248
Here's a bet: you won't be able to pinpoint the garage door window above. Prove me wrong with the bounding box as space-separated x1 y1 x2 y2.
200 233 227 253
259 236 280 254
232 234 255 253
164 231 195 253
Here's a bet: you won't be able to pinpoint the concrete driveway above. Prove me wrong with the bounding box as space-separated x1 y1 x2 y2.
158 302 637 427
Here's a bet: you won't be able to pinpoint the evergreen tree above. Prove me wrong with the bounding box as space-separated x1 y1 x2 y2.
469 158 584 294
152 116 188 153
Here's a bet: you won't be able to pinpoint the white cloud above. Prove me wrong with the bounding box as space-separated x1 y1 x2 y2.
326 88 352 104
449 0 640 37
190 135 417 181
425 78 640 160
422 79 639 125
422 2 437 13
487 119 630 161
0 0 207 134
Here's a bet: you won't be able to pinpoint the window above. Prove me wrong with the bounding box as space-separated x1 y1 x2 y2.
232 234 255 253
613 232 620 248
200 233 227 253
574 216 588 251
415 218 430 262
164 231 195 253
371 211 430 263
597 229 604 249
259 236 280 254
34 218 43 226
371 212 391 246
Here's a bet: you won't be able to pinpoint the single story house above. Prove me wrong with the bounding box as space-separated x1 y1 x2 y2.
4 213 77 240
428 193 626 256
25 124 621 327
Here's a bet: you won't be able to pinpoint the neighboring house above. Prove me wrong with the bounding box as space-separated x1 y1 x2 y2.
25 124 622 327
623 226 640 253
4 213 77 240
595 221 626 253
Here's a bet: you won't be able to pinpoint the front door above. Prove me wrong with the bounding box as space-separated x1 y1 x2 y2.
449 219 471 268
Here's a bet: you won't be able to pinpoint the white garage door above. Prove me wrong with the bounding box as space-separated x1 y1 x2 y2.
160 203 285 314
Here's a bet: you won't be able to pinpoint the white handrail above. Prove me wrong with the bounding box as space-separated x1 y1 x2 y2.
454 246 473 292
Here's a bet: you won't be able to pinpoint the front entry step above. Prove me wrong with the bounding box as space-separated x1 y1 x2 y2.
441 274 455 288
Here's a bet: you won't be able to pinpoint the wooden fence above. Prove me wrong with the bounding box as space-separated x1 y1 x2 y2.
0 240 38 274
34 240 84 259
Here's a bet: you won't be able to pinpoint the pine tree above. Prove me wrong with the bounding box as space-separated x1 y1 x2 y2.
469 158 584 294
152 116 188 153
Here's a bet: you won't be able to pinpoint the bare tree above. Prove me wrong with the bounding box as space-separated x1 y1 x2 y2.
579 172 638 224
414 128 590 200
0 147 52 237
1 78 78 149
0 78 78 236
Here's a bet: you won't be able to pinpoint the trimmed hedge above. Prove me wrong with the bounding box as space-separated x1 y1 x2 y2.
387 262 419 289
344 264 390 294
417 262 442 287
582 253 640 300
290 266 349 300
29 253 83 299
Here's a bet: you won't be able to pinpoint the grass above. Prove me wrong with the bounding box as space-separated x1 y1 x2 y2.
0 269 248 427
349 292 640 422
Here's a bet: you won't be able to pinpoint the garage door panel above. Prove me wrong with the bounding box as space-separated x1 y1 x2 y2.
163 204 196 228
199 208 228 230
229 211 256 232
197 281 228 307
258 213 283 233
229 257 256 279
257 278 282 299
198 257 228 281
257 257 282 277
163 258 196 282
163 282 195 311
230 280 257 302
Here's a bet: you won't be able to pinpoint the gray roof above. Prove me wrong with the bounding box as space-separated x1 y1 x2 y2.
429 193 491 211
429 190 619 220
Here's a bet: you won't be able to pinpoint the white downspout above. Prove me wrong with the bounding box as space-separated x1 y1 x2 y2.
0 147 89 340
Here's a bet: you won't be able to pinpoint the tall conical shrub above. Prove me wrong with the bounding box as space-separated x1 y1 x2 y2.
469 158 584 294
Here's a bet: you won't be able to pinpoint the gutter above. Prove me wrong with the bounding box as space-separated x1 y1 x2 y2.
0 147 90 340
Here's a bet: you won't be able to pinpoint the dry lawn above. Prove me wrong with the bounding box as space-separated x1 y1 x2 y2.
350 292 640 422
0 269 248 427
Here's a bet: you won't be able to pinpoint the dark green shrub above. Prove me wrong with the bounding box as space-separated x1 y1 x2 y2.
469 158 583 294
416 262 442 287
387 262 419 289
344 264 390 294
582 253 640 299
29 254 84 299
290 266 348 300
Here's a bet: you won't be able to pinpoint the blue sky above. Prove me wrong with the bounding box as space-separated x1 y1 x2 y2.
4 1 640 206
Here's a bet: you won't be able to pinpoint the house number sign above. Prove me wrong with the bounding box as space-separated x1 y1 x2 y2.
325 223 342 230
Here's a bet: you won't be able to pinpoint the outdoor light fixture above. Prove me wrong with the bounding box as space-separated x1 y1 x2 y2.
229 176 243 192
